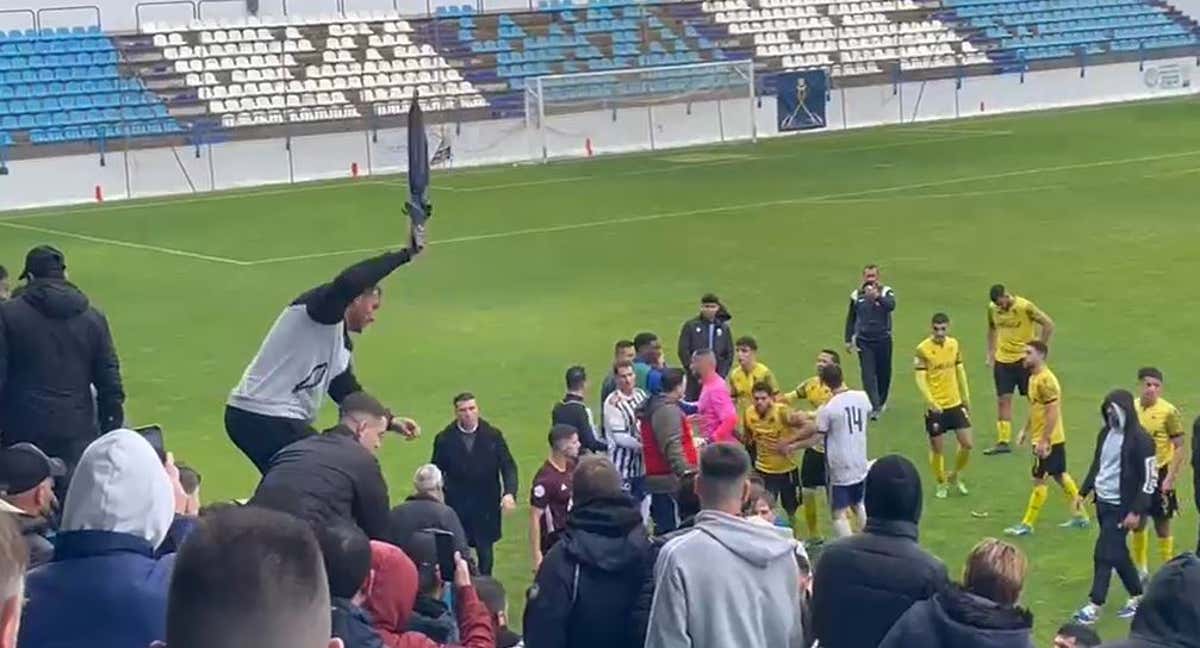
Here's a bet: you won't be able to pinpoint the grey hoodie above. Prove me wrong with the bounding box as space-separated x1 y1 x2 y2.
60 428 175 549
646 509 805 648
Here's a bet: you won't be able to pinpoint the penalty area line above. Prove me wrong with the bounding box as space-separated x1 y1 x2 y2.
0 220 250 266
243 145 1200 266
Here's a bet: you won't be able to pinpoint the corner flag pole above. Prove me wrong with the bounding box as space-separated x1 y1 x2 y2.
405 91 432 251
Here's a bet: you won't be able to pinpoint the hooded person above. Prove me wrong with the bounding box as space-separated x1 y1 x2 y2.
19 429 179 648
1072 389 1156 626
645 443 805 648
880 538 1034 648
0 245 125 478
1100 553 1200 648
812 454 949 648
377 534 493 648
523 455 652 648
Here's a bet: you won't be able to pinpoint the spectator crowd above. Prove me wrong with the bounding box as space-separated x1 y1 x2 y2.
2 245 1199 648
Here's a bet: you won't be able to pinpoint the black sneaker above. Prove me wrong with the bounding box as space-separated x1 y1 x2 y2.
983 442 1012 456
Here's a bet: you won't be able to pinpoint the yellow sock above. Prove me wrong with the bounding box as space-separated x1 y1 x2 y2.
997 420 1012 444
802 495 819 538
930 451 946 484
1131 528 1150 572
1159 536 1175 564
1022 484 1049 527
1060 473 1087 520
954 447 971 474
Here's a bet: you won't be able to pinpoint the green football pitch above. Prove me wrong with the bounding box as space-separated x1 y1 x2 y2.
3 96 1199 643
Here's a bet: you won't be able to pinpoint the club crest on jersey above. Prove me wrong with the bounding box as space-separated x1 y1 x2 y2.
293 363 329 393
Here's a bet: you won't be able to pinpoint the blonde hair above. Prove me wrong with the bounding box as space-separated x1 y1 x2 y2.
963 538 1027 606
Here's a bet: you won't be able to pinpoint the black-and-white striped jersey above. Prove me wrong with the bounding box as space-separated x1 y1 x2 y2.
227 249 412 422
602 387 648 480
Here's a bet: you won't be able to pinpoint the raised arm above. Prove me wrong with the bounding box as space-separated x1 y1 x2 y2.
302 249 414 325
879 286 896 312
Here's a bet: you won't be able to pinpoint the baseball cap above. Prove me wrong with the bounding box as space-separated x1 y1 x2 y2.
19 245 66 280
0 443 66 495
338 391 389 419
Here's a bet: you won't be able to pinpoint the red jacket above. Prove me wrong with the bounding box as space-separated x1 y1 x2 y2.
365 541 494 648
640 395 698 479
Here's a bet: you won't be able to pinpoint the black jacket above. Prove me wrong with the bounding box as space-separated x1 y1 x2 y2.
0 279 124 462
551 394 606 453
677 314 733 376
524 494 652 648
1192 414 1199 515
331 597 386 648
1102 554 1200 648
880 585 1034 648
407 595 458 644
844 285 896 343
250 425 390 540
1080 390 1157 518
387 493 471 557
813 517 947 648
431 419 518 546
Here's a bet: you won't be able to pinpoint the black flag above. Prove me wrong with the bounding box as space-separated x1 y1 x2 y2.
404 93 431 251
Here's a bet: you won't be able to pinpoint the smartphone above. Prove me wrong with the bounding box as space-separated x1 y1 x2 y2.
133 424 166 463
430 529 456 583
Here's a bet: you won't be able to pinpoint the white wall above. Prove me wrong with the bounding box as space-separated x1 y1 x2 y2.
1 55 1197 211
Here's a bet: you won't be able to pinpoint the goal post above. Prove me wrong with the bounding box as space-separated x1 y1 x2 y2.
524 59 756 162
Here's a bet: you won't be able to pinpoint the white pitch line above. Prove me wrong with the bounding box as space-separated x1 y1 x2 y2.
0 220 249 266
389 131 1007 193
245 145 1200 266
811 184 1062 204
1143 166 1200 179
901 126 1017 136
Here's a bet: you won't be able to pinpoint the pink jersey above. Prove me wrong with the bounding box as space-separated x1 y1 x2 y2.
698 372 738 444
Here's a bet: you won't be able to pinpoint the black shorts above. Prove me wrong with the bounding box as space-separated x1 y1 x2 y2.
1031 442 1067 479
758 469 801 515
800 448 827 488
925 405 972 437
994 360 1031 397
1149 466 1179 520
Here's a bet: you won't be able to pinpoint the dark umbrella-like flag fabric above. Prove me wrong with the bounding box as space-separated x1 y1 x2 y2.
405 95 432 250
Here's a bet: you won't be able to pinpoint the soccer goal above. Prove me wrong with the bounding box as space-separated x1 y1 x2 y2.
523 59 756 162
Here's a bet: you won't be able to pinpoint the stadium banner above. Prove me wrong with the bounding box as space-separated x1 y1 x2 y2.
776 70 828 132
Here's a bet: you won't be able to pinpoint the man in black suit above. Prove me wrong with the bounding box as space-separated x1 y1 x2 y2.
431 392 519 575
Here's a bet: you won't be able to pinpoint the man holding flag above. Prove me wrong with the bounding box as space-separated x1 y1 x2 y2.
224 99 433 472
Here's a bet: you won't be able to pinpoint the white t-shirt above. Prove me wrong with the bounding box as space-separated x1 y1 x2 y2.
816 390 872 486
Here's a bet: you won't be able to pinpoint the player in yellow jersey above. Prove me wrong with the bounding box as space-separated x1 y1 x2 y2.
1005 341 1089 536
778 349 839 546
743 382 811 533
985 284 1055 456
914 313 973 499
727 336 780 460
1130 367 1185 580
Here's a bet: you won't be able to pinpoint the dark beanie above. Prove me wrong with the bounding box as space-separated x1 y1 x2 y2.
865 454 923 524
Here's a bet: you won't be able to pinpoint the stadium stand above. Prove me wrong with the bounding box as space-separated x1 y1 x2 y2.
0 26 182 147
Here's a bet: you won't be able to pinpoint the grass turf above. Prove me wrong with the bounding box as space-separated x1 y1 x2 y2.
3 96 1199 644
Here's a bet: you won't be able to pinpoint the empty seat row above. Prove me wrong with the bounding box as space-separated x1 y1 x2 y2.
0 52 118 71
173 55 299 73
305 62 461 80
0 38 113 56
218 106 362 128
1 105 168 128
781 52 836 66
1 26 101 42
729 18 837 33
0 78 143 99
164 41 314 60
29 120 183 144
1 66 118 84
0 93 159 115
197 74 472 99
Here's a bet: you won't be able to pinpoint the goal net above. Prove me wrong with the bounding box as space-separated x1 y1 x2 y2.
524 59 756 162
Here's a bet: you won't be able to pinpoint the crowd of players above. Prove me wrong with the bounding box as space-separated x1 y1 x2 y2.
1 238 1200 648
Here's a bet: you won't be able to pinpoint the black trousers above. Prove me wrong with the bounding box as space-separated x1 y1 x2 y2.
474 540 495 576
1089 501 1144 605
224 405 316 474
857 337 893 410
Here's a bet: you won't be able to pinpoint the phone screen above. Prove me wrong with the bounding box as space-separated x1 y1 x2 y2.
134 425 166 463
431 529 456 583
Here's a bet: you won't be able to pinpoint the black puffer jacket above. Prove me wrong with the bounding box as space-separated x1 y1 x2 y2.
250 425 390 540
880 584 1034 648
1102 554 1200 648
523 494 651 648
812 455 949 648
0 279 124 466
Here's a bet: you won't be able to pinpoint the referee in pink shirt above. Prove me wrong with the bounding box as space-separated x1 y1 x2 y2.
692 349 738 444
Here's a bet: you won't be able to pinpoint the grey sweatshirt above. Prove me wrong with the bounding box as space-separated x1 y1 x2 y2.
646 509 805 648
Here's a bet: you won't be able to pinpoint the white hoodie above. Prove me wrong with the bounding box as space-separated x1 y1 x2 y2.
60 429 175 550
646 509 805 648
